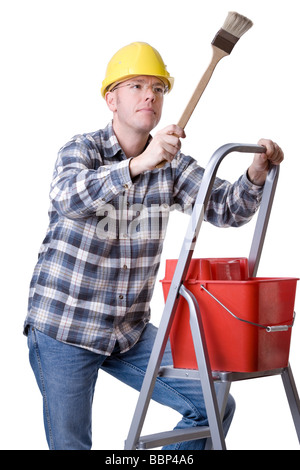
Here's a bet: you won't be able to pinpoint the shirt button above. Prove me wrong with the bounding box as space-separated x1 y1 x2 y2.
123 184 129 189
123 264 127 270
119 294 124 300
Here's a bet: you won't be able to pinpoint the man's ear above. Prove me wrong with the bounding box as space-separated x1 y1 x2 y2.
105 91 117 112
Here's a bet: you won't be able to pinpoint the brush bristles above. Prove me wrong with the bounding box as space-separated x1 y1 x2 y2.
211 11 253 54
222 11 253 39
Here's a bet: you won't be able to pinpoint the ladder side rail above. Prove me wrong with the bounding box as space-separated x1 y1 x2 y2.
180 284 226 450
124 143 266 450
281 364 300 442
248 164 279 277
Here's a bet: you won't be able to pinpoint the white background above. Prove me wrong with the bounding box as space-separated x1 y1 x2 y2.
1 0 299 450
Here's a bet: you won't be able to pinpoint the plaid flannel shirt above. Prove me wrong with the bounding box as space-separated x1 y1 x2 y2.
24 121 263 355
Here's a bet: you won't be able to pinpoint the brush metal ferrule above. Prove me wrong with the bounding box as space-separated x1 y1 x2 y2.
211 28 239 54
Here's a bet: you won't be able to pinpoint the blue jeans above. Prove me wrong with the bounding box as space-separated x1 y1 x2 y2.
27 323 235 450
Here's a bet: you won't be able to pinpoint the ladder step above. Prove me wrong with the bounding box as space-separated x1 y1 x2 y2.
136 426 211 449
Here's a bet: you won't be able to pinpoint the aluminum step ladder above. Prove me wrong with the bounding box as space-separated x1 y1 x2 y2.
124 143 300 450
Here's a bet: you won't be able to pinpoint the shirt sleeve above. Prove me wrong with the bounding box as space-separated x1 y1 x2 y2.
172 152 263 228
49 137 133 219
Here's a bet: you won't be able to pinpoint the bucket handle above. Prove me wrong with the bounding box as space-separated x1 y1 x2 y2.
200 284 295 332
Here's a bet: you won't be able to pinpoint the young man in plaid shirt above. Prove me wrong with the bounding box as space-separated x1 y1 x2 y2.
24 42 284 450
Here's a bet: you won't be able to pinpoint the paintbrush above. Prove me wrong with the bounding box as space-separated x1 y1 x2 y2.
156 12 253 168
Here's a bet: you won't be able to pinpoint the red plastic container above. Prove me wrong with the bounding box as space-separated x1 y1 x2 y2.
161 258 298 373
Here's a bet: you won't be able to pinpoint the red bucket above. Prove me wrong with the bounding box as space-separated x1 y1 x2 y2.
161 258 298 373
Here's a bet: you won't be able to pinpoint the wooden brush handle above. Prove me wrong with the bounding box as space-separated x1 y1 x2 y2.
156 46 228 169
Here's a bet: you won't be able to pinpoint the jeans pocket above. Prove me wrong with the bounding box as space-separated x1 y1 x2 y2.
27 326 39 359
27 325 33 347
27 327 55 449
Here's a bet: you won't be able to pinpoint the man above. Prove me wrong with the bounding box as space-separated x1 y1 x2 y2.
24 42 284 450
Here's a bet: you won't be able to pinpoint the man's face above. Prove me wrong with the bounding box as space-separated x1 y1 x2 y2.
108 75 165 134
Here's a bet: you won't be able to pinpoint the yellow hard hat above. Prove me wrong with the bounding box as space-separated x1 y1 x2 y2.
101 42 174 98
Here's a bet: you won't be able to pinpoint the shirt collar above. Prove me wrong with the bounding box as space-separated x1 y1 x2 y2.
101 120 153 159
101 121 123 159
